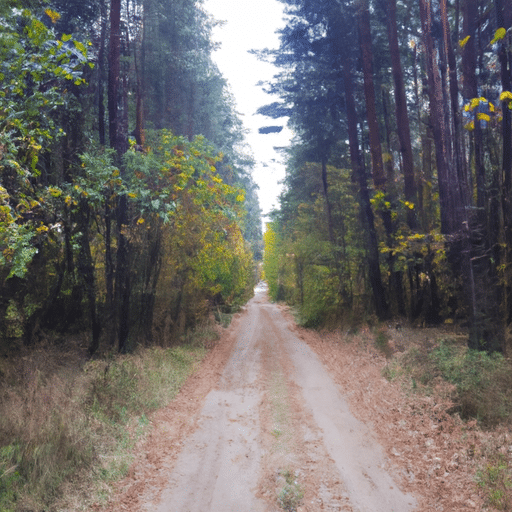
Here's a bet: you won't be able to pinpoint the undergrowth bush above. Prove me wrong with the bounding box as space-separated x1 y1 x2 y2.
0 344 206 511
385 339 512 426
374 328 393 358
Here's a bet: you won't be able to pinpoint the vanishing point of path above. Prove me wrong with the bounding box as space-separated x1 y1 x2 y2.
108 283 418 511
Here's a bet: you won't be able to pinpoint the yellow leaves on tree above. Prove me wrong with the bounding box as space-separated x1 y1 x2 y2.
125 130 254 315
263 222 281 300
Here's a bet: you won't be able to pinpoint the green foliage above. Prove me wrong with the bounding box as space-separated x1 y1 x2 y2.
262 161 363 326
70 130 255 339
389 339 512 425
374 328 393 358
476 454 512 510
5 300 23 338
89 346 205 420
263 221 282 301
0 7 90 281
0 444 22 512
0 0 260 505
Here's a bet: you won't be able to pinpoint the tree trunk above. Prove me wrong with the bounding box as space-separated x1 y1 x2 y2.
78 205 101 355
495 0 512 339
462 0 485 208
108 0 131 352
419 0 461 235
359 3 404 315
108 0 121 151
386 0 417 229
342 60 389 320
98 0 107 146
321 153 335 245
105 200 115 347
441 0 467 202
358 3 386 190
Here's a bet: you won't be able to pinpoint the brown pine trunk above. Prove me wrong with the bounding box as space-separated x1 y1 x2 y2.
342 60 389 320
108 0 131 352
419 0 459 234
358 3 386 190
98 0 107 146
462 0 485 208
386 0 417 229
132 0 145 147
358 3 404 315
495 0 512 348
441 0 467 201
108 0 121 151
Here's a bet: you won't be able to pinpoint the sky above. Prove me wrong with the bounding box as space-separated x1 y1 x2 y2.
203 0 292 224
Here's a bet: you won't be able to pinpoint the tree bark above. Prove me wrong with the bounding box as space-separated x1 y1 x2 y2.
462 0 485 208
78 205 101 355
358 3 386 190
342 59 389 320
98 0 107 146
358 3 404 315
441 0 467 202
419 0 460 235
386 0 417 229
108 0 121 151
495 0 512 347
108 0 131 352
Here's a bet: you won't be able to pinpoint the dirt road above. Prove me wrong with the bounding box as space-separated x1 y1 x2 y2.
108 283 418 512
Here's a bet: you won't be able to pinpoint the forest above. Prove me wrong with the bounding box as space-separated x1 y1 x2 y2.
0 0 263 356
262 0 512 354
3 0 512 510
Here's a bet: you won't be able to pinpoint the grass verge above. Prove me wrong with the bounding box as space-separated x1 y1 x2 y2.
266 352 304 512
0 343 206 512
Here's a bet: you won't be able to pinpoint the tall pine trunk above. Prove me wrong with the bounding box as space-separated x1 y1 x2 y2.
495 0 512 345
419 0 461 235
386 0 417 229
108 0 131 352
342 58 389 320
358 3 404 316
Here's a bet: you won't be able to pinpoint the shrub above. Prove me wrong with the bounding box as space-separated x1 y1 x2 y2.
386 339 512 425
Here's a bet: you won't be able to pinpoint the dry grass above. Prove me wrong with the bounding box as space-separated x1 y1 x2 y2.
0 336 208 512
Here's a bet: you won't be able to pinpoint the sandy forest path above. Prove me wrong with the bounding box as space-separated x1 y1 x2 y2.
150 283 416 511
104 283 430 511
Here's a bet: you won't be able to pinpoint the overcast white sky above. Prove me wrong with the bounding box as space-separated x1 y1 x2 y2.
203 0 291 223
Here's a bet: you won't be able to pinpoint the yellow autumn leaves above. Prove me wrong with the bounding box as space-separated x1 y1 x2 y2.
462 93 512 131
